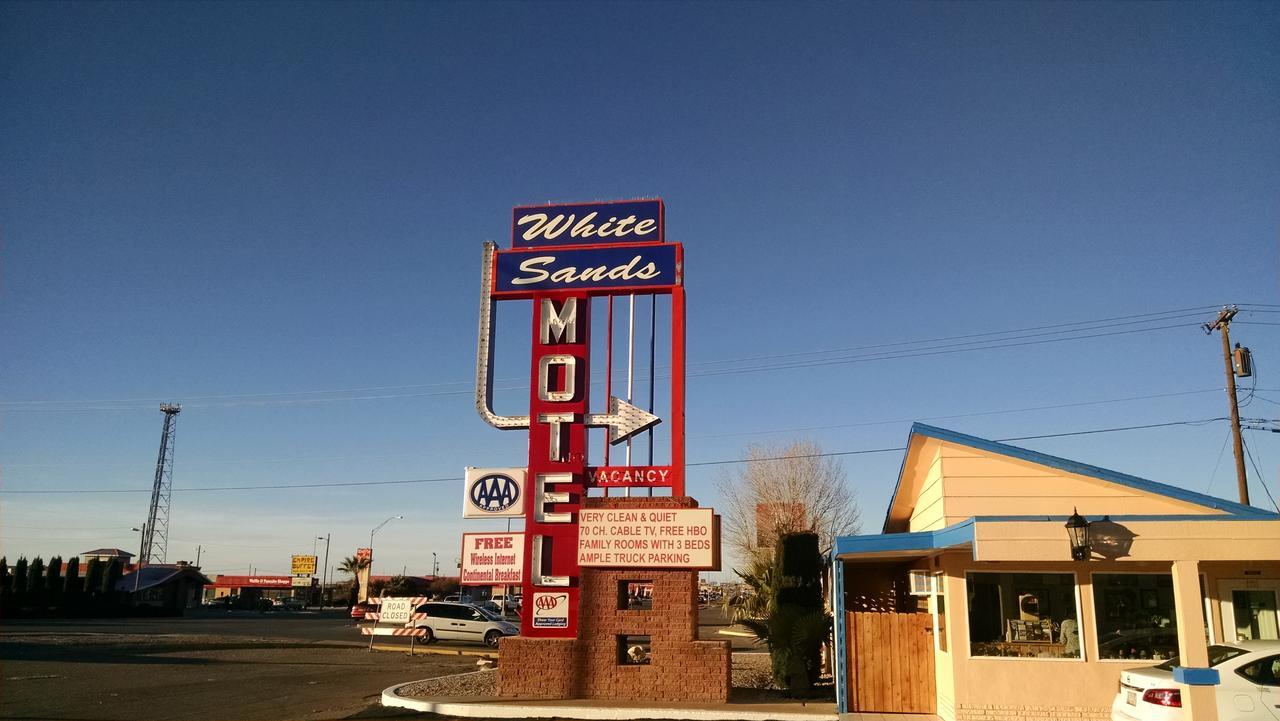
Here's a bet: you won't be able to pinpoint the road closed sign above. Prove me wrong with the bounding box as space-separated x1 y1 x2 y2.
577 508 720 569
379 597 415 625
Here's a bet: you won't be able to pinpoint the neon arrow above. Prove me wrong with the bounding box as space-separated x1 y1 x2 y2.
587 396 661 445
475 241 530 430
476 241 663 442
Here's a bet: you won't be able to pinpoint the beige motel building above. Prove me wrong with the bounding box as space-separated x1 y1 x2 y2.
832 423 1280 720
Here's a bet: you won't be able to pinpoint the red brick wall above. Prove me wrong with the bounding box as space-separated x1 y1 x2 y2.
497 497 731 702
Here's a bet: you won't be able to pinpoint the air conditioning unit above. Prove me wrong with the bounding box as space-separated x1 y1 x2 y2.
908 570 939 596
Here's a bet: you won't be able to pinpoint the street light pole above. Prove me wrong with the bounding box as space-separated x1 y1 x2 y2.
131 524 146 594
318 534 330 606
368 515 403 586
432 552 438 579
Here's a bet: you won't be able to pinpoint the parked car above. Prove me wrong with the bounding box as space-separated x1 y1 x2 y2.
490 593 520 613
1111 640 1280 720
350 602 374 620
205 595 235 609
409 601 519 648
273 597 304 611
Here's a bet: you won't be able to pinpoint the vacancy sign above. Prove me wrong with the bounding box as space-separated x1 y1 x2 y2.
460 532 525 586
577 508 719 569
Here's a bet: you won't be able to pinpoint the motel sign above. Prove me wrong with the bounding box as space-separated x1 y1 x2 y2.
473 198 688 638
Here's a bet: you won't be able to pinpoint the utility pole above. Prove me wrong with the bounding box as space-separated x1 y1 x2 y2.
1204 306 1249 505
195 545 201 567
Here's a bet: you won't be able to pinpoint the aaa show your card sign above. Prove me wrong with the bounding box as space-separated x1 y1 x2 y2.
576 508 720 570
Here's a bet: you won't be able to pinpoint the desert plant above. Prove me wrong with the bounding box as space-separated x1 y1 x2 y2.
46 557 63 607
768 532 826 695
102 558 123 596
63 557 83 606
84 559 104 600
429 576 460 598
380 575 415 597
27 557 46 608
13 557 29 608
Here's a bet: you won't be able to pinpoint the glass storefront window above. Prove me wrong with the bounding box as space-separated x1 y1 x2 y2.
1093 573 1179 661
966 572 1080 658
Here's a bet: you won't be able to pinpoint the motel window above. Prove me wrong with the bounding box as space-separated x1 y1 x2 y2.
1093 573 1179 661
966 572 1081 658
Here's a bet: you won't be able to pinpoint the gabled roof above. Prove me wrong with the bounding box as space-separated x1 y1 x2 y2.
81 548 134 558
883 423 1276 532
117 564 211 592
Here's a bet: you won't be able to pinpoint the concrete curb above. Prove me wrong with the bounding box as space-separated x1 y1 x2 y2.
381 673 837 721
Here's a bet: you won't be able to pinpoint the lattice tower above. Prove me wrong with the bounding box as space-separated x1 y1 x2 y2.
142 403 181 564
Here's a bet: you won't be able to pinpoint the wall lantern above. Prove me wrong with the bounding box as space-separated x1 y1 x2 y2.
1065 508 1091 561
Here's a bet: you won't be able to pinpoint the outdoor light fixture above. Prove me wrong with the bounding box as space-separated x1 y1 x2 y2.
1065 508 1091 561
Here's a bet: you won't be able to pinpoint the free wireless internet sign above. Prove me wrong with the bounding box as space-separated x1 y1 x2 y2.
462 467 526 519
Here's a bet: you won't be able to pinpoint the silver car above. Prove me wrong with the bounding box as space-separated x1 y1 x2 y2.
411 601 519 648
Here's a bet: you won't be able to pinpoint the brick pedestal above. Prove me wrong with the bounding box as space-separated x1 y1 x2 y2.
498 497 731 702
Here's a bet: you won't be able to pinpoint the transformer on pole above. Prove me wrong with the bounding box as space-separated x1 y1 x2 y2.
142 403 181 564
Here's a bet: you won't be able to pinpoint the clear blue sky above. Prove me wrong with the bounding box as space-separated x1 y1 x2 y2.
2 1 1278 581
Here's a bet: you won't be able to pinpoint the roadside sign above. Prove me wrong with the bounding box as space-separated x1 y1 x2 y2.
378 597 415 625
355 547 372 561
493 243 681 297
291 555 318 575
577 508 719 569
460 532 524 586
291 576 312 588
463 468 526 518
512 199 663 247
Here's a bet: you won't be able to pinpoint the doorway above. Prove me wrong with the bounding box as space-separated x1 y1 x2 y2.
1220 580 1280 642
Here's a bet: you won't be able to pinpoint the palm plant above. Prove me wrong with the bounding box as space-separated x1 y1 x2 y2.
337 555 369 605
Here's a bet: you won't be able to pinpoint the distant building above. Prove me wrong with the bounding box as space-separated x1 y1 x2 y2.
81 548 135 565
117 562 210 613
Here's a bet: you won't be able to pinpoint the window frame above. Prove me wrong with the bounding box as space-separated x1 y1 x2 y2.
963 569 1084 662
1089 570 1183 664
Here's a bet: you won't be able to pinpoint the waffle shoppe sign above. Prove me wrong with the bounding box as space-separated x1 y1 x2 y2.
577 508 719 569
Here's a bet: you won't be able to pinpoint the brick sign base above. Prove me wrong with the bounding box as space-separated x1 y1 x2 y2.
497 497 730 703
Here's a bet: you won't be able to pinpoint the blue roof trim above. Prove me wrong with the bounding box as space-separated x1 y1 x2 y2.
972 514 1279 523
835 518 976 558
881 424 1273 532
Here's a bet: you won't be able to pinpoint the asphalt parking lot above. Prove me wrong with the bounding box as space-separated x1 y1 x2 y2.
0 605 754 720
0 610 476 721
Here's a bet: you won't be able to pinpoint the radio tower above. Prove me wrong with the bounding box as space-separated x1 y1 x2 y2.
141 404 181 564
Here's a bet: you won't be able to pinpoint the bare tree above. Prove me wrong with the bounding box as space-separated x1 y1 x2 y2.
714 440 862 567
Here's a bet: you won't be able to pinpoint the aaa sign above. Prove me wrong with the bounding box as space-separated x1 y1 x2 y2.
577 508 719 570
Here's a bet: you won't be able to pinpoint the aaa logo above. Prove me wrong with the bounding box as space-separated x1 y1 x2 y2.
468 473 520 513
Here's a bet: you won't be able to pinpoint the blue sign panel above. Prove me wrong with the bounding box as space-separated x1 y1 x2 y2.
494 244 680 296
512 199 664 247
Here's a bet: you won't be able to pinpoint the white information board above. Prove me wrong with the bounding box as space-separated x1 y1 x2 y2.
577 508 719 569
379 597 415 625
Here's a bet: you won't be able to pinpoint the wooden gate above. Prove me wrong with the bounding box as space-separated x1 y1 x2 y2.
845 610 936 713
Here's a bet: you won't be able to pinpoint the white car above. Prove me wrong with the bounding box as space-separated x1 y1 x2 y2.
410 601 519 648
1112 640 1280 721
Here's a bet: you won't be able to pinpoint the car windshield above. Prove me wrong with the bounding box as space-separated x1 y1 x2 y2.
475 606 504 621
1155 644 1248 670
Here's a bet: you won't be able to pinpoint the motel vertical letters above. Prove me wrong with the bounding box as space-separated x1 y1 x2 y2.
521 295 589 637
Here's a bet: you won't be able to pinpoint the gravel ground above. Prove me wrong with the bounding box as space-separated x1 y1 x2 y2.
397 652 780 700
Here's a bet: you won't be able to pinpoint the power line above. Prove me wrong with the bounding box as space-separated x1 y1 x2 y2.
0 419 1240 495
684 307 1217 369
692 388 1223 440
0 306 1220 412
1241 436 1280 513
687 322 1201 379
